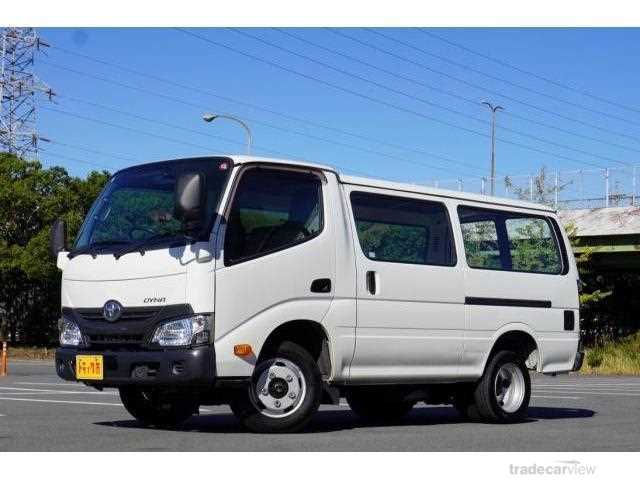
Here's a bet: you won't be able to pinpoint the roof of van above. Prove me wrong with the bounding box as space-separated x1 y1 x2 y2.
123 154 555 214
230 155 556 213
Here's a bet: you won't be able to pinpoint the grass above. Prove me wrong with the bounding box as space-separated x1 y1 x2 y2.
6 346 55 360
582 332 640 375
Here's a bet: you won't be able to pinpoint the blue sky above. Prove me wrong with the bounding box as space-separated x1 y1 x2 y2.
36 28 640 192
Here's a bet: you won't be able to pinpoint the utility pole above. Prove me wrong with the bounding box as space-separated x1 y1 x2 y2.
0 28 54 158
481 101 503 196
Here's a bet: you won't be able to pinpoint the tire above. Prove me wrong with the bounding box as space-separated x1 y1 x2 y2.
119 387 196 427
466 350 531 423
346 387 415 423
229 341 322 433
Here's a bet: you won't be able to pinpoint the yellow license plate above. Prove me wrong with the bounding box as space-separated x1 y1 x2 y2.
75 355 104 380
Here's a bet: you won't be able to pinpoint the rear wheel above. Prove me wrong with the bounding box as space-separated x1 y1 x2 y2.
119 387 197 427
230 341 322 433
466 350 531 423
346 387 415 423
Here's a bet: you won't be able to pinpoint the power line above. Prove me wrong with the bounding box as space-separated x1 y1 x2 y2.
178 28 608 169
52 93 289 158
41 60 488 176
417 28 640 117
42 100 473 180
49 31 609 174
329 28 640 147
271 28 633 166
218 28 607 169
42 105 233 154
369 28 640 128
276 27 640 157
47 45 489 174
60 93 470 174
48 139 137 164
41 149 114 171
55 94 475 177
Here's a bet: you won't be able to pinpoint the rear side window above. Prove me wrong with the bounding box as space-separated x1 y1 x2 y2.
350 192 456 266
224 168 323 265
458 206 563 274
459 219 501 269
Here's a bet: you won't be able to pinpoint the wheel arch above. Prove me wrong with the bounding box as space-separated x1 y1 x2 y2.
258 319 332 378
480 324 541 375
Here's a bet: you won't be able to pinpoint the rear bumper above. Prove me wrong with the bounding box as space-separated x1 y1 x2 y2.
572 339 585 371
55 345 215 387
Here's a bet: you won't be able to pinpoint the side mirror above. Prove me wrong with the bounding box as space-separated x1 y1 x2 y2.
50 219 67 258
175 172 206 236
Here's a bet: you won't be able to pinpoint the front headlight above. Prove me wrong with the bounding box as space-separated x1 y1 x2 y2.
59 319 83 347
151 314 211 347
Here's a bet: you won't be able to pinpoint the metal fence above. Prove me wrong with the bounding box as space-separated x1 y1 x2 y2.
428 166 640 210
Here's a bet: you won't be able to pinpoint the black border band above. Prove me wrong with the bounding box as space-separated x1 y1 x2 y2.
465 297 552 308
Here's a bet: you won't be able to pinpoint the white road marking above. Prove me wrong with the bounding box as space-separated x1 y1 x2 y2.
535 389 640 397
535 382 640 387
0 392 118 396
535 381 640 385
534 385 640 392
13 382 88 387
4 360 54 364
531 395 582 400
0 396 122 406
0 386 114 395
534 382 640 386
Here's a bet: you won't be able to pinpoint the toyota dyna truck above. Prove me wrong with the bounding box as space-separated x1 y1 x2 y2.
52 155 583 433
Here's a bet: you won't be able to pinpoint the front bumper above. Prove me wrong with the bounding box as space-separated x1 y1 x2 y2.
55 345 215 387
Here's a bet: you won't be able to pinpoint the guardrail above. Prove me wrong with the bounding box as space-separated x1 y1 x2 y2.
429 165 640 209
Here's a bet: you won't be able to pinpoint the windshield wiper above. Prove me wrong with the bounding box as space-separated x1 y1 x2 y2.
67 240 131 259
112 233 187 260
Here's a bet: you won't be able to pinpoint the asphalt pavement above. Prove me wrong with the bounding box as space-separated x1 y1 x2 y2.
1 360 639 451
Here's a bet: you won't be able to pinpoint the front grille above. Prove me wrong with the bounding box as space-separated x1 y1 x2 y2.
88 333 144 347
75 307 160 323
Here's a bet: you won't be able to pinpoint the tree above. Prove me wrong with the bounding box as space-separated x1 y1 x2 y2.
504 166 570 206
0 152 110 344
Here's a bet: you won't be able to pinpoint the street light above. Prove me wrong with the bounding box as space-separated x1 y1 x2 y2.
202 113 252 155
481 101 503 196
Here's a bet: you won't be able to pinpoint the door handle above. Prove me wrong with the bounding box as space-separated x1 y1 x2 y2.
310 278 332 293
366 271 377 295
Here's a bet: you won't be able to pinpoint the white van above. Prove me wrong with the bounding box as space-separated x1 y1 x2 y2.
52 155 583 433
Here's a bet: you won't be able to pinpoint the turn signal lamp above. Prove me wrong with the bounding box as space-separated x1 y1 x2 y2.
234 344 253 357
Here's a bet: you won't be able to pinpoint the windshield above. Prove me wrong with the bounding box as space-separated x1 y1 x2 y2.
74 157 232 251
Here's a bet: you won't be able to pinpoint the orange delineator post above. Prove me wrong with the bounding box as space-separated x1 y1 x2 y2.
0 341 7 376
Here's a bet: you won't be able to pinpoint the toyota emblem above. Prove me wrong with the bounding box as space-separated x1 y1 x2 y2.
103 300 123 322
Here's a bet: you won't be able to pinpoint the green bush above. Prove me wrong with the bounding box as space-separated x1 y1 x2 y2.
586 349 603 368
583 332 640 375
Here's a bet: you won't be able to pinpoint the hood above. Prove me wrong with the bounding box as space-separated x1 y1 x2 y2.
60 244 209 309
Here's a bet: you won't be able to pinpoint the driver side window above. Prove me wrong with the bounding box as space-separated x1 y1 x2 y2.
224 168 323 265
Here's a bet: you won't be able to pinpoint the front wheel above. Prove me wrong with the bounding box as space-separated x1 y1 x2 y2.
119 387 196 427
230 341 322 433
466 350 531 423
